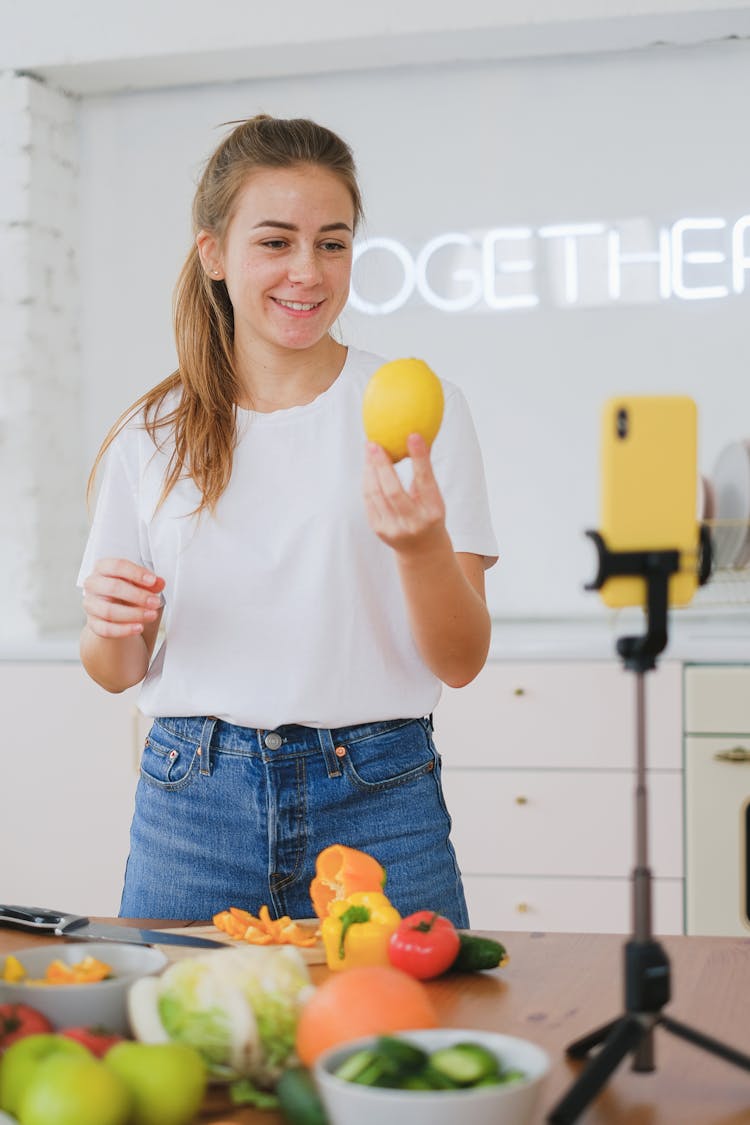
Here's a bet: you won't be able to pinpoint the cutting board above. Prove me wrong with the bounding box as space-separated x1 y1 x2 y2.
155 921 326 965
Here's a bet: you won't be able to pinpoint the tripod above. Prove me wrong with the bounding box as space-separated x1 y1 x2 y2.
548 528 750 1124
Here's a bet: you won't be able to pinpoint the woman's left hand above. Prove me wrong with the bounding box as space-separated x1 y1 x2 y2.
363 433 447 555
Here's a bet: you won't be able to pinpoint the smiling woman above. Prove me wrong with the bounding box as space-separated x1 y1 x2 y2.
76 113 498 926
196 163 355 399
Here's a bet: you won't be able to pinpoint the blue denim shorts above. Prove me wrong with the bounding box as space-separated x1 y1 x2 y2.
119 715 469 927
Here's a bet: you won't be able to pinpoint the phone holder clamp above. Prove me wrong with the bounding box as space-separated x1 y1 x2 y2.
584 525 712 672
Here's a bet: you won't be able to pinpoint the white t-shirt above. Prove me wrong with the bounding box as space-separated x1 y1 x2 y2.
78 347 498 728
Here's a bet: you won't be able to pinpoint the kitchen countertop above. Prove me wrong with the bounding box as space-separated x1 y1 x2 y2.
1 924 748 1123
5 608 750 663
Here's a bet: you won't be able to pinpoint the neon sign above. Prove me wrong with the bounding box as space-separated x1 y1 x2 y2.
348 215 750 315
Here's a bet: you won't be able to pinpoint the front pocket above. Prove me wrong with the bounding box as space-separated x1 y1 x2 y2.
341 718 437 792
139 724 200 792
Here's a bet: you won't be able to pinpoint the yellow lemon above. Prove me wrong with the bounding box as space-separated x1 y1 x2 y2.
362 358 444 462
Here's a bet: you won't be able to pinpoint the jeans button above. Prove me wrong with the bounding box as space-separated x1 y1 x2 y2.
264 732 283 750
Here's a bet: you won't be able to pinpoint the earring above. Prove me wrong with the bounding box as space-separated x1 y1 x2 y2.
211 268 220 277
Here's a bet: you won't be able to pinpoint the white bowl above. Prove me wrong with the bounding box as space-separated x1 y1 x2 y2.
314 1028 550 1125
0 942 167 1035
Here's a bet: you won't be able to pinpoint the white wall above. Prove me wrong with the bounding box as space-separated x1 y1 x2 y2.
76 40 750 622
5 8 750 636
0 73 85 638
4 1 750 92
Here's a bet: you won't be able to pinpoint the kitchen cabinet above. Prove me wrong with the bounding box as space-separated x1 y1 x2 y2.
684 664 750 937
434 660 685 934
1 656 686 933
0 662 145 916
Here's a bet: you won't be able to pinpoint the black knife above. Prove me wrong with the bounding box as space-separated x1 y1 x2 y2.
0 904 225 949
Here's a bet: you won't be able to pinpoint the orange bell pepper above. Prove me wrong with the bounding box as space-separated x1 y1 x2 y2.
310 844 387 920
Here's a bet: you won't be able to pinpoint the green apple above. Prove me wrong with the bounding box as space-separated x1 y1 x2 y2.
105 1041 207 1125
0 1033 89 1117
17 1054 131 1125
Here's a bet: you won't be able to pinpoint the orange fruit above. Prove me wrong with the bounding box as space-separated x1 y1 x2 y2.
362 357 444 463
309 844 386 920
295 965 439 1066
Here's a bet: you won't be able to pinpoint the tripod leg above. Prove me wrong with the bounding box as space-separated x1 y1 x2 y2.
548 1016 647 1124
566 1018 620 1060
660 1014 750 1071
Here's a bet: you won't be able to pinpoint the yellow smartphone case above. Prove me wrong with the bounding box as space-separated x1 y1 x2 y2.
599 395 699 609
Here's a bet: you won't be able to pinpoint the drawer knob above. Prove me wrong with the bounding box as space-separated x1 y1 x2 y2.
714 746 750 763
515 795 528 805
513 687 525 697
516 902 529 913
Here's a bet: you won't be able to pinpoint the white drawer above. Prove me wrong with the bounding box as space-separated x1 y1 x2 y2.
0 663 140 915
443 768 683 878
685 735 750 937
434 660 682 770
463 875 684 935
684 665 750 733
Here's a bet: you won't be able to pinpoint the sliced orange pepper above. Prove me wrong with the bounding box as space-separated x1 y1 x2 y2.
229 907 256 926
40 957 110 984
212 910 236 931
213 903 320 948
309 844 387 920
258 905 281 940
278 920 318 947
241 929 274 945
45 960 77 984
70 956 112 982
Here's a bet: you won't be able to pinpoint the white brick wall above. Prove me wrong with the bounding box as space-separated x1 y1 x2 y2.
0 71 86 639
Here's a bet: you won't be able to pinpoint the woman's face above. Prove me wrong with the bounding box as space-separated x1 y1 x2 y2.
202 163 355 355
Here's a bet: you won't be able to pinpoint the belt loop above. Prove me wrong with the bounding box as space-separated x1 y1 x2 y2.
199 716 217 776
317 728 343 779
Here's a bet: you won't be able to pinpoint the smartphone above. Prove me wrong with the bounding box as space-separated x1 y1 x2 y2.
599 395 700 608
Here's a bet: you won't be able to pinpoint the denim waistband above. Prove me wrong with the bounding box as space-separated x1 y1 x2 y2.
151 714 432 755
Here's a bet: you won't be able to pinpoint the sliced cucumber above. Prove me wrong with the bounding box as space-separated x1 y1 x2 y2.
429 1043 501 1086
332 1048 380 1084
374 1036 429 1073
329 1032 526 1094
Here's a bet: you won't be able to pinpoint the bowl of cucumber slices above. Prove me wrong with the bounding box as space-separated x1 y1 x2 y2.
314 1028 549 1125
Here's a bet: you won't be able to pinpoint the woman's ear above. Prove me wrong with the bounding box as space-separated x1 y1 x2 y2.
196 230 224 280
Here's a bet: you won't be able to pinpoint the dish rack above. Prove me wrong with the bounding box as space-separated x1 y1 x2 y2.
691 519 750 608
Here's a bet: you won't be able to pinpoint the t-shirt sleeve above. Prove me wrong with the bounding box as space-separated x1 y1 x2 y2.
76 435 152 587
430 383 499 568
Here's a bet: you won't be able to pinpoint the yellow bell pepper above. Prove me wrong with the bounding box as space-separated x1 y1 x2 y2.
321 890 401 972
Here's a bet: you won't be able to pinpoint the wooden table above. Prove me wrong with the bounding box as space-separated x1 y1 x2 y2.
2 925 749 1124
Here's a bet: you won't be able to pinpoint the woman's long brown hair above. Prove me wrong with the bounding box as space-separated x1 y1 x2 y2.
87 115 364 515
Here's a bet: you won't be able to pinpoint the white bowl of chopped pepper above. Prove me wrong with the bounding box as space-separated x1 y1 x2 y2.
314 1027 549 1125
0 943 167 1035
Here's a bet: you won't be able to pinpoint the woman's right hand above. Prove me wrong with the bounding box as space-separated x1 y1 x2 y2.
81 558 166 639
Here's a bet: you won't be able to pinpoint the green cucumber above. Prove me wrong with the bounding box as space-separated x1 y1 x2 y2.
450 932 508 973
374 1036 429 1073
331 1048 380 1084
330 1031 528 1095
276 1066 329 1125
429 1043 500 1086
332 1037 429 1087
